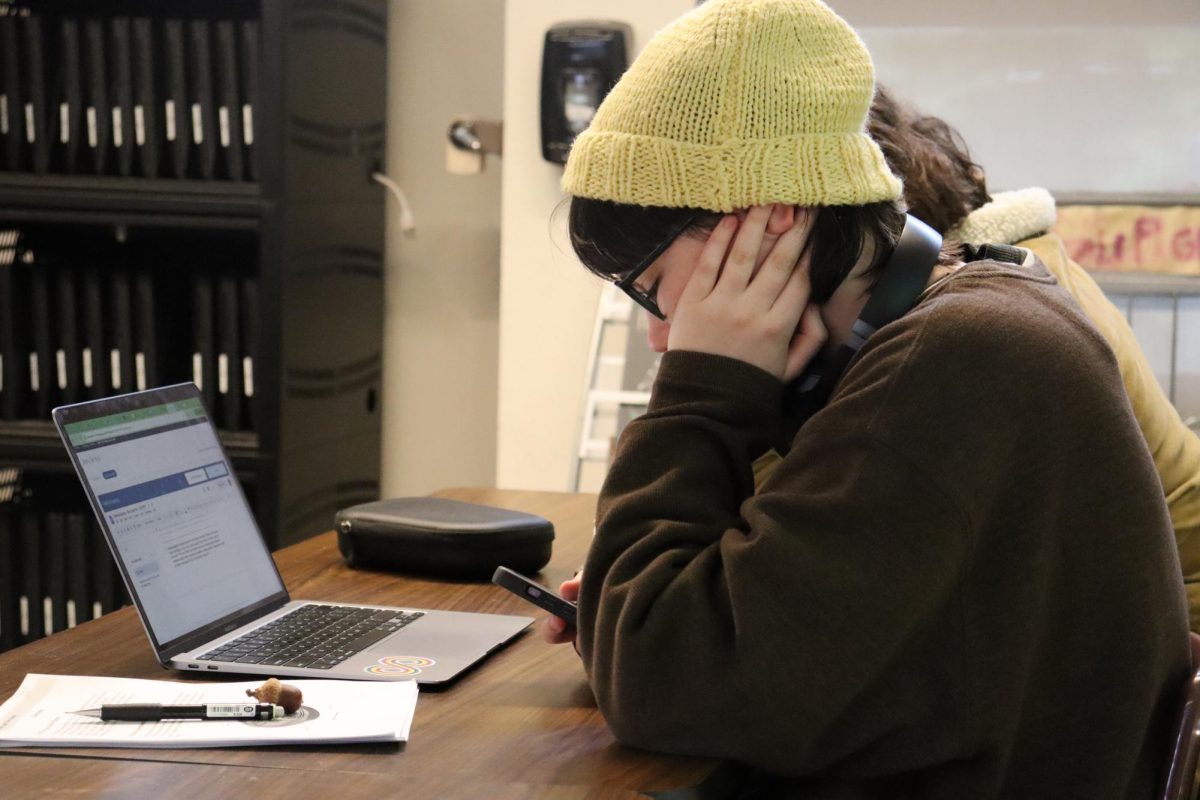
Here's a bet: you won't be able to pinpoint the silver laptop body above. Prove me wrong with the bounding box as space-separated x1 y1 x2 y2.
53 383 531 686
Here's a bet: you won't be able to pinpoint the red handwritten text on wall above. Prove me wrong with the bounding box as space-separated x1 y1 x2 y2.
1055 206 1200 275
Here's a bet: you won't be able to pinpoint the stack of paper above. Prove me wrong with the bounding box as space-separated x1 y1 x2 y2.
0 674 418 748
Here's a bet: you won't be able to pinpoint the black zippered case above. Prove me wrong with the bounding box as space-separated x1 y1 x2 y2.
334 497 555 579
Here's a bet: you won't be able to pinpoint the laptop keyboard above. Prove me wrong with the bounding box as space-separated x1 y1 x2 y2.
197 604 425 670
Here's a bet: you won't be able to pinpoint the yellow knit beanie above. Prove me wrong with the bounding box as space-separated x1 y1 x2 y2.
562 0 902 212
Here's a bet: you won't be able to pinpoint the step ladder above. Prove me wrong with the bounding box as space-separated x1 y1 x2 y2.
569 285 659 492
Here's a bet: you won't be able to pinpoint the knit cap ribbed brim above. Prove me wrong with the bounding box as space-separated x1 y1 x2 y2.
562 0 902 211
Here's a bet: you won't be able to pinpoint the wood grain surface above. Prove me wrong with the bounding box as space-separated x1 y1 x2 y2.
0 488 715 798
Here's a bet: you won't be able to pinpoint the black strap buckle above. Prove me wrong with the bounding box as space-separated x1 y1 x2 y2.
963 242 1026 265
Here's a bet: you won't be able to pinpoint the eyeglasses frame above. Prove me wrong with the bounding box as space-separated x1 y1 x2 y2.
612 213 698 321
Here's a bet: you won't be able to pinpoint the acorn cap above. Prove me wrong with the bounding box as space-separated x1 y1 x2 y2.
247 678 304 715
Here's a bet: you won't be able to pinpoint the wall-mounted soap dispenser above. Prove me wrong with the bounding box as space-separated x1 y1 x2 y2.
540 21 631 165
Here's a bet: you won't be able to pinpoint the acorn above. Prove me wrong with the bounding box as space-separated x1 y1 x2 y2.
246 677 303 715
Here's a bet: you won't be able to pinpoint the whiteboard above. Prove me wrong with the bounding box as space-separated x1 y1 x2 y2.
858 26 1200 198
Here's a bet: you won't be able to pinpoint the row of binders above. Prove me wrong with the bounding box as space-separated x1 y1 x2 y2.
0 10 259 180
0 470 129 654
0 230 258 431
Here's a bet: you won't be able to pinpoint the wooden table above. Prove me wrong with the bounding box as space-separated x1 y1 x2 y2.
0 488 714 799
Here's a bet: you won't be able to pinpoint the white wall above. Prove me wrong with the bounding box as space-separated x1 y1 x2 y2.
380 0 504 497
496 1 692 492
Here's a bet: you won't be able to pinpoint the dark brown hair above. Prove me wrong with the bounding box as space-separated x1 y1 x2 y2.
568 199 907 305
867 86 991 235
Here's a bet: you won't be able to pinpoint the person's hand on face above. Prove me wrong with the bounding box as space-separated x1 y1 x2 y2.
666 205 827 383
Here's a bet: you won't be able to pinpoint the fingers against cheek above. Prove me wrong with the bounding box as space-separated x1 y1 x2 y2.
719 206 772 290
768 230 814 314
801 303 827 345
794 207 818 261
681 216 738 302
774 206 817 286
784 305 828 383
749 219 809 308
798 206 818 236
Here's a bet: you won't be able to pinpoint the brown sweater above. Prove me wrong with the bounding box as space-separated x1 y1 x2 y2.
579 258 1189 798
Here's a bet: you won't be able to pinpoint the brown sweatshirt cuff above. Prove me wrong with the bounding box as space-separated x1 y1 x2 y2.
648 350 785 444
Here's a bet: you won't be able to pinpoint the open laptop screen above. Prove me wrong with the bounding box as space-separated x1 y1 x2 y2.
55 385 285 648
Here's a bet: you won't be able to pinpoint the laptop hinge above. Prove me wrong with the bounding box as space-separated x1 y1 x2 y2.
159 593 291 661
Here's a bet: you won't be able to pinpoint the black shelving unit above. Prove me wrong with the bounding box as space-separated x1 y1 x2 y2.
0 0 387 551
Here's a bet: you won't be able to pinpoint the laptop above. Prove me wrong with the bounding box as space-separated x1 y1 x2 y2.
52 383 533 686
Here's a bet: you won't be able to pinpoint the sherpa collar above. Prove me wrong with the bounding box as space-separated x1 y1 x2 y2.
947 187 1057 246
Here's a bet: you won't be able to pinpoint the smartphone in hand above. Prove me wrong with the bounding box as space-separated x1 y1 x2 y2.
492 566 577 626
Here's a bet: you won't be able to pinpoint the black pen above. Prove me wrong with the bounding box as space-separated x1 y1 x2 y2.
70 703 283 721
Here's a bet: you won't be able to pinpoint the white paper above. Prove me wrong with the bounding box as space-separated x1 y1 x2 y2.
0 674 417 748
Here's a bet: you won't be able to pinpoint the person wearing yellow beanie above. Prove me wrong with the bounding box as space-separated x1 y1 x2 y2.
561 0 901 209
555 0 1188 796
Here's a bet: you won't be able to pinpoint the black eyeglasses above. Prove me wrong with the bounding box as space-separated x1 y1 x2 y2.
612 214 697 321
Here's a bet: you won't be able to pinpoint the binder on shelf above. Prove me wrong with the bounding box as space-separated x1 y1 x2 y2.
162 19 189 179
186 19 216 180
0 230 26 419
216 273 242 430
133 269 157 392
109 17 135 177
130 17 159 178
20 510 42 644
238 20 259 181
81 266 109 401
0 503 17 651
28 259 54 420
82 18 110 175
65 512 89 627
90 518 115 617
54 264 81 406
54 18 83 174
239 274 258 430
214 20 244 182
108 267 134 394
0 13 21 170
0 6 384 560
192 271 217 415
44 511 67 635
19 14 49 173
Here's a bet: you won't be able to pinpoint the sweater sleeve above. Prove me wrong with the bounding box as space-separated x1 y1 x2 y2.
578 349 973 776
